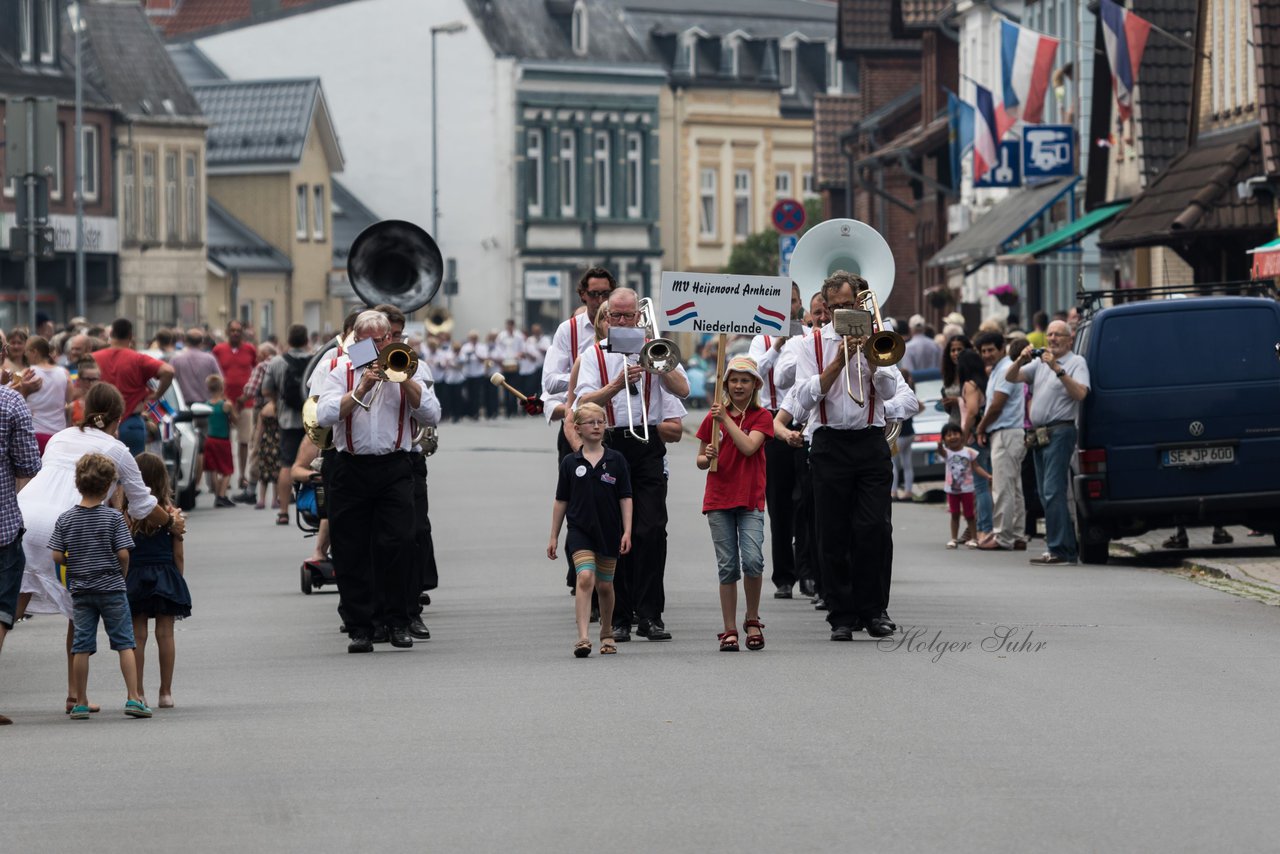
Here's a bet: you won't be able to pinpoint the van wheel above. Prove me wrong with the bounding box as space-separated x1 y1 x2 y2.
1078 513 1110 565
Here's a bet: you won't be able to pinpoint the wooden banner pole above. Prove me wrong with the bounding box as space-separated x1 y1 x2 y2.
709 332 727 473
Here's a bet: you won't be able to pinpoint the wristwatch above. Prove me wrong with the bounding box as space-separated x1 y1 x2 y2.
1055 368 1066 378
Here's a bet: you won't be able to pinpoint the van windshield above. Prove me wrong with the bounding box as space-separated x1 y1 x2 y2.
1094 306 1280 390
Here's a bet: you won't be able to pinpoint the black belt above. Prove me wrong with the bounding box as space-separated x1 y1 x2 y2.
815 424 884 436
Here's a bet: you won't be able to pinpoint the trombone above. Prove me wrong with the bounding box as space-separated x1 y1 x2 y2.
835 289 905 405
621 298 682 442
354 342 420 410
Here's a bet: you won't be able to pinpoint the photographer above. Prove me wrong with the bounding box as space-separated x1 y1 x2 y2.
1004 320 1089 566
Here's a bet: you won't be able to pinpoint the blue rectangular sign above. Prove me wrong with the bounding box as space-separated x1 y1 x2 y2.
974 140 1021 188
1022 124 1075 180
779 234 798 277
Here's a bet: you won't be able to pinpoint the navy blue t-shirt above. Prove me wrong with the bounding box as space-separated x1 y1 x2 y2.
556 447 632 557
48 504 134 594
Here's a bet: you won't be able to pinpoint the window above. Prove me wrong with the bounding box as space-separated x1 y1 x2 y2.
680 31 700 76
165 152 179 242
699 167 717 238
50 124 62 200
39 0 56 64
526 129 545 217
80 126 99 202
260 301 275 342
313 185 325 239
558 130 576 217
142 150 157 241
571 1 588 56
775 171 792 199
184 154 199 242
625 131 643 218
296 185 308 239
802 171 817 198
733 169 752 239
18 0 33 64
780 44 797 94
724 37 740 77
144 296 176 343
122 150 136 239
1209 0 1257 113
593 131 611 217
826 41 842 94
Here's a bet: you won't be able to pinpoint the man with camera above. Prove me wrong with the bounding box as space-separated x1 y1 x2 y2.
973 332 1027 551
574 288 689 643
792 272 919 641
1003 320 1089 566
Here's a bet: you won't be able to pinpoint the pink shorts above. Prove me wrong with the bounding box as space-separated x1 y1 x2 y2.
947 492 975 517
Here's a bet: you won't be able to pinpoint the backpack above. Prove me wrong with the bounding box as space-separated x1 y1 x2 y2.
281 353 309 411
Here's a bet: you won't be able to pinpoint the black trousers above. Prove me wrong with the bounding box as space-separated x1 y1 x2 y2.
328 451 416 635
411 452 438 615
440 382 463 423
607 428 668 627
765 434 800 589
483 379 499 419
810 427 893 627
795 441 819 592
464 376 485 419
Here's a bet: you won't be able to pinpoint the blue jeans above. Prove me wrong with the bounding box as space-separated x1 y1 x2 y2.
1033 425 1078 562
706 509 765 584
119 413 146 456
973 444 993 533
71 590 136 654
0 531 24 629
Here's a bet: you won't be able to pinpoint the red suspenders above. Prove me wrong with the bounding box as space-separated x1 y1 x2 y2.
594 343 650 428
763 336 777 409
813 330 877 427
344 361 409 452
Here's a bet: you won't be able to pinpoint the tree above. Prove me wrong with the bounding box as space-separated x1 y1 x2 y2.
721 197 826 275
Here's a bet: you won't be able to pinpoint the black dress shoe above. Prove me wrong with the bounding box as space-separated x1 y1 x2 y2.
408 618 431 639
813 597 828 611
642 621 671 641
634 620 649 638
799 580 816 597
348 635 373 654
880 611 896 631
419 592 431 606
612 624 631 643
850 616 866 632
372 626 389 644
865 616 894 638
388 626 413 648
830 626 854 641
773 585 793 599
232 489 256 504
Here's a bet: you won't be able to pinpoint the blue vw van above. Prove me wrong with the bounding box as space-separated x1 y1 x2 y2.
1073 294 1280 563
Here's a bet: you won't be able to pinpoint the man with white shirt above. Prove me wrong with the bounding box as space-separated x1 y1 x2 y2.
458 331 486 420
316 310 441 653
520 323 549 401
974 332 1027 552
901 314 943 375
574 288 689 643
792 272 920 640
495 320 525 417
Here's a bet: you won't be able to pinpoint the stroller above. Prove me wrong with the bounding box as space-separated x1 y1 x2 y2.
296 474 337 594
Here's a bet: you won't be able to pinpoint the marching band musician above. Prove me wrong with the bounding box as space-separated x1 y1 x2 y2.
791 272 919 642
573 288 689 643
316 309 441 654
542 267 618 459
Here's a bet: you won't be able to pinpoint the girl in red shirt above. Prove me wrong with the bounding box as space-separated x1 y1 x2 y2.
696 356 774 651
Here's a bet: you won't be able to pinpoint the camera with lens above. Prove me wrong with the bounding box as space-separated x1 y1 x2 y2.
1027 348 1046 360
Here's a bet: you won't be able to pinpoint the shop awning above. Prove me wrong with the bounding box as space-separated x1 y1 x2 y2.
997 202 1129 264
1249 236 1280 277
928 177 1078 270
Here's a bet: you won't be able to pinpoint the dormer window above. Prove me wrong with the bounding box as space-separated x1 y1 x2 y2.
18 0 33 63
39 0 55 64
678 28 707 77
826 41 843 95
723 37 740 77
571 1 588 56
779 40 798 95
18 0 57 65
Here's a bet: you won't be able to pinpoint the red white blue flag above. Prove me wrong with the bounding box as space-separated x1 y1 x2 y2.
973 84 999 183
998 19 1059 136
1099 0 1152 121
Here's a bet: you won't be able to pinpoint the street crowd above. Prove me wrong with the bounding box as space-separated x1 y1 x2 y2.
0 274 1101 720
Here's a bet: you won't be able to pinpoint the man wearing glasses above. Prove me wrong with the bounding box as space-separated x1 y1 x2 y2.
317 310 440 653
791 272 919 641
541 268 618 451
573 288 690 643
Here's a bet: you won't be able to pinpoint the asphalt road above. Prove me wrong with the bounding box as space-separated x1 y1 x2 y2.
5 417 1279 853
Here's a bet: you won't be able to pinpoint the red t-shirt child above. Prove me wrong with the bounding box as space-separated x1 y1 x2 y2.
695 407 775 513
91 347 164 417
212 341 257 402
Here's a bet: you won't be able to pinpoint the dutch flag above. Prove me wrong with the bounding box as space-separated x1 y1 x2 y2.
665 301 698 325
998 18 1060 136
973 84 1000 183
1099 0 1152 121
753 305 785 332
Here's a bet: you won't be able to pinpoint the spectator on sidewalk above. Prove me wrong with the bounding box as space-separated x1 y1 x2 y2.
0 380 41 725
262 325 311 527
212 322 257 495
92 319 174 456
974 332 1027 551
171 329 222 405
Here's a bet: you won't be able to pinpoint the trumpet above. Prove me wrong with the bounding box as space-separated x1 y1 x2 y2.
354 342 420 410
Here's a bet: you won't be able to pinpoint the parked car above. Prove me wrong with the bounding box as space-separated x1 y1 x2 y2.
906 368 946 482
1073 293 1280 563
146 382 210 512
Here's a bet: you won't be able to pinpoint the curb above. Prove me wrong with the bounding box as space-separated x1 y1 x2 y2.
1111 539 1280 599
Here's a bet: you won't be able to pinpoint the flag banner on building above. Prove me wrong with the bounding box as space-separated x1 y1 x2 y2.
947 89 975 190
973 84 1000 183
998 18 1060 136
1099 0 1152 121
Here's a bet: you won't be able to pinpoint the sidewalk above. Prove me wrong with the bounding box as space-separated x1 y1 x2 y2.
1112 525 1280 598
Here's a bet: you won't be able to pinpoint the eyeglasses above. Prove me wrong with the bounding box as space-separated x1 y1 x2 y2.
585 290 612 299
825 302 856 312
608 311 637 321
578 420 606 427
375 333 406 343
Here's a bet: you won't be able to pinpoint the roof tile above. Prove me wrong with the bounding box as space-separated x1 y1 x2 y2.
841 0 918 52
813 94 861 188
1255 0 1280 175
192 79 319 166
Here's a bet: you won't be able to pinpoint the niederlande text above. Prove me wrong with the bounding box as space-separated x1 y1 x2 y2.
669 280 784 297
691 319 763 333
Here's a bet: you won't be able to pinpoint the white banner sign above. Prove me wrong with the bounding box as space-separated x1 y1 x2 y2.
524 270 564 301
0 213 119 253
657 271 793 335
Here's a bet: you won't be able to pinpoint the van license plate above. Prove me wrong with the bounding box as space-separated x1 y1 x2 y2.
1162 446 1235 467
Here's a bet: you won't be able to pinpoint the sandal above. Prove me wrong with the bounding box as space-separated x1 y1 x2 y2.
718 629 739 652
573 639 592 658
946 540 959 549
65 698 100 715
276 512 290 526
599 636 617 655
743 619 765 651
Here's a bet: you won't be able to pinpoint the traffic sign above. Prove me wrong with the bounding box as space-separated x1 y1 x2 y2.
771 198 806 234
974 140 1021 188
1022 124 1074 180
778 234 798 277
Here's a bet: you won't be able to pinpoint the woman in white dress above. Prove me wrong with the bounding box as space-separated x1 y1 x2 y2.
23 335 71 453
18 382 186 713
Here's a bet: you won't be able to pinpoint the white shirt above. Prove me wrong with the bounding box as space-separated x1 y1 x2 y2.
1014 351 1090 426
458 341 486 378
572 340 688 427
542 313 596 396
519 334 547 376
496 329 525 366
772 330 815 391
793 325 920 435
747 334 794 411
316 355 441 455
435 345 464 384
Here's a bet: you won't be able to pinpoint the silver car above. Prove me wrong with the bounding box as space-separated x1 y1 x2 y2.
906 368 948 483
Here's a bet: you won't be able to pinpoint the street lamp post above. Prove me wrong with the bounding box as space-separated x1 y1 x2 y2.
430 20 467 238
71 2 87 318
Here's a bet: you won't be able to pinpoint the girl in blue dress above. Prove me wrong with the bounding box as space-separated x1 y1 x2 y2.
125 452 191 709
